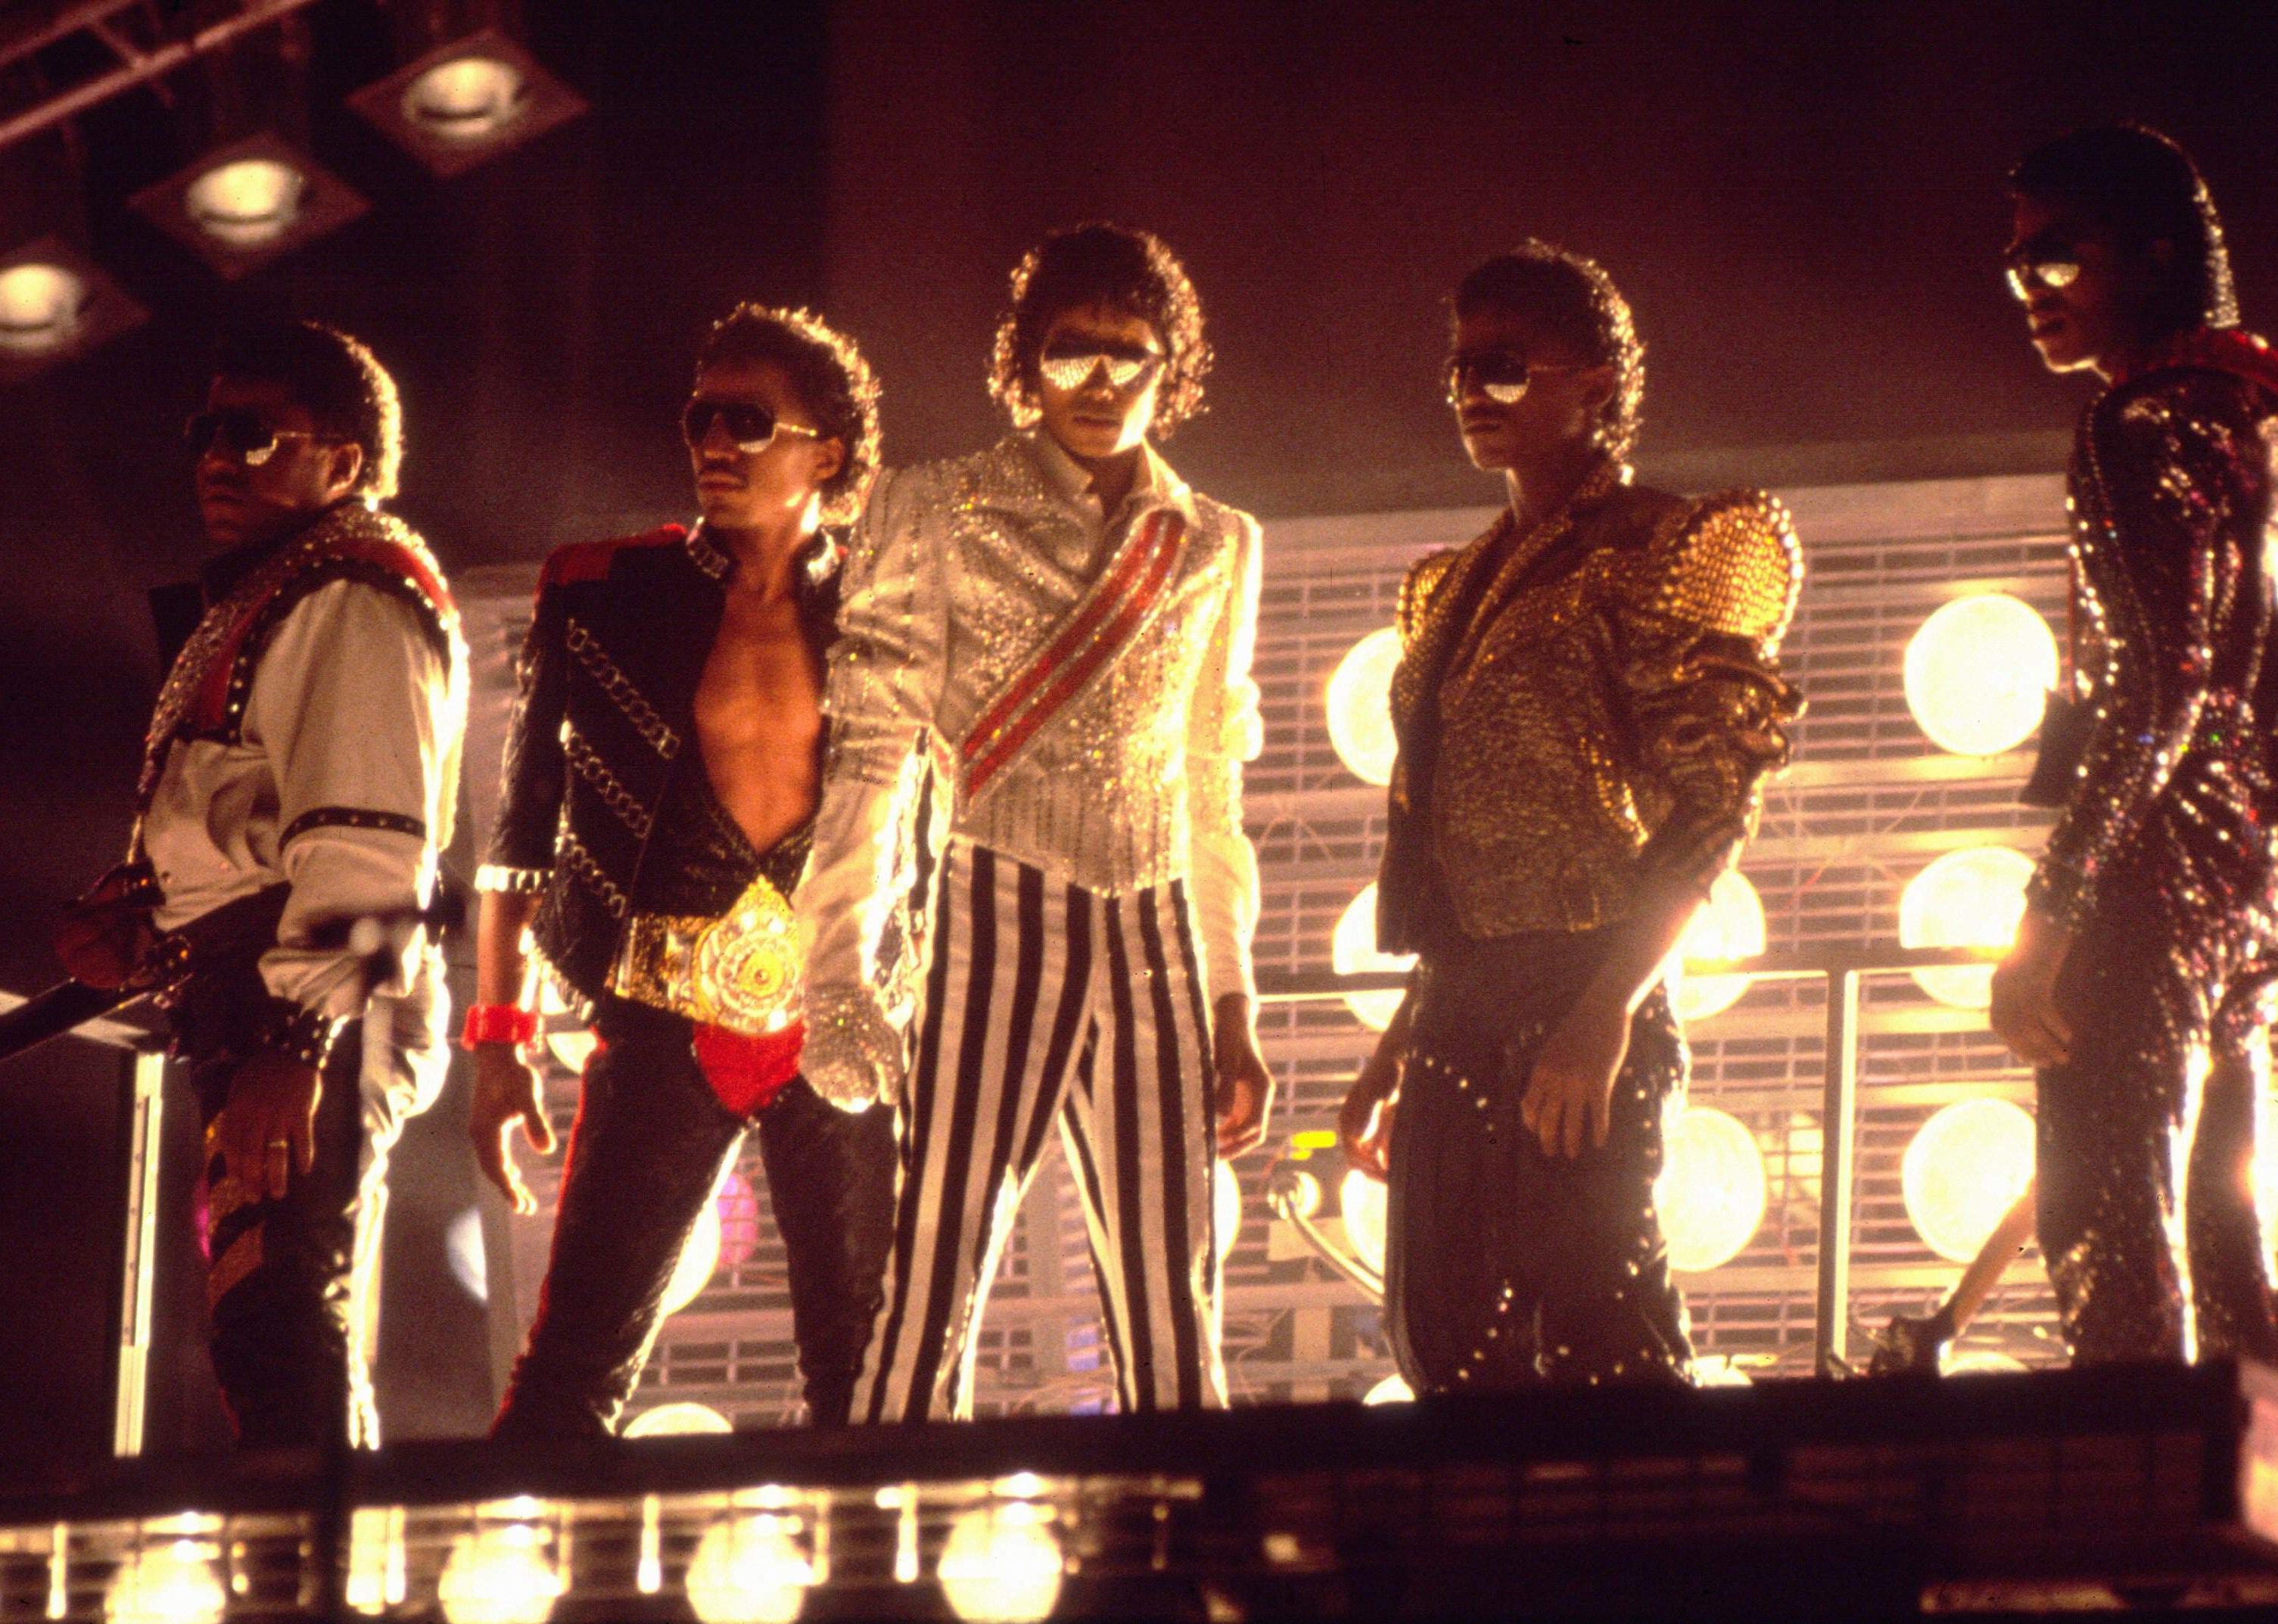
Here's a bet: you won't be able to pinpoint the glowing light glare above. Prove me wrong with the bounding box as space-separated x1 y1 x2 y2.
1362 1372 1414 1405
345 1507 407 1616
1692 1355 1754 1387
1943 1349 2031 1377
1654 1106 1766 1273
437 1524 562 1624
404 54 529 140
937 1502 1063 1624
1331 882 1416 1031
1324 627 1403 786
546 1028 597 1074
1213 1159 1243 1269
1902 1097 2036 1264
1904 593 2060 756
1899 846 2036 1007
104 1539 226 1624
0 262 86 353
182 158 307 246
686 1514 813 1624
1340 1168 1388 1278
622 1401 733 1438
659 1198 724 1317
1670 870 1766 1022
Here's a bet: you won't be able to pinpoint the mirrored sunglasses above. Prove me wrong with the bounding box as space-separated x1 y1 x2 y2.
1038 343 1163 393
2005 252 2083 301
1443 351 1589 406
183 406 326 467
680 397 824 452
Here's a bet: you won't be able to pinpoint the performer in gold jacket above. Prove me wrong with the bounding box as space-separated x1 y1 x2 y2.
1341 243 1801 1391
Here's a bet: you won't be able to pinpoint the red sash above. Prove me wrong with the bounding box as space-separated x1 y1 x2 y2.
959 509 1187 798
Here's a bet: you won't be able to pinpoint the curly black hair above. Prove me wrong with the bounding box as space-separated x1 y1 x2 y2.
696 303 882 526
988 222 1211 438
214 319 403 501
2011 123 2237 339
1453 241 1645 462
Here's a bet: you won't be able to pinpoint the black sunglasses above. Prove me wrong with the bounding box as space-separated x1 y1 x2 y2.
183 406 329 467
681 397 825 452
1443 350 1589 406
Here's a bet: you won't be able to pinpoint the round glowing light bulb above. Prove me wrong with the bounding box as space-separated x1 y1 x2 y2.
1904 593 2060 757
1331 882 1416 1032
106 1538 226 1624
938 1501 1063 1624
404 54 529 141
0 262 86 353
686 1514 813 1624
1362 1371 1414 1405
1901 1097 2035 1264
659 1197 723 1317
1654 1106 1766 1273
1671 870 1766 1023
1899 845 2036 1008
1339 1168 1387 1278
182 158 307 247
621 1401 733 1439
1213 1159 1243 1270
437 1525 562 1624
1324 627 1403 786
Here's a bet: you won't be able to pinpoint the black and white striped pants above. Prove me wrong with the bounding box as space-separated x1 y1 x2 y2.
858 838 1227 1422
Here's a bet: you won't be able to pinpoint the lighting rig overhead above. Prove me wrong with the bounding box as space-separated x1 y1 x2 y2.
0 234 144 383
347 26 585 179
126 129 368 279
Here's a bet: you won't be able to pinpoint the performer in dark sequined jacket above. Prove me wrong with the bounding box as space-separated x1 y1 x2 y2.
1991 126 2278 1364
1340 244 1802 1391
471 306 895 1436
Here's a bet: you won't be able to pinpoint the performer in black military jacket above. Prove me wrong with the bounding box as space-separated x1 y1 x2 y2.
470 306 895 1436
1990 126 2278 1364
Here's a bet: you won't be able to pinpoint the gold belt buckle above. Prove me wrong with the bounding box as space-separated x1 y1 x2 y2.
610 873 803 1036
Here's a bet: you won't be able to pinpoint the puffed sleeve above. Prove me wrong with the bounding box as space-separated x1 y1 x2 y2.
1614 490 1804 902
1184 509 1265 1006
798 465 949 1106
2027 375 2250 926
478 562 570 893
250 580 465 1022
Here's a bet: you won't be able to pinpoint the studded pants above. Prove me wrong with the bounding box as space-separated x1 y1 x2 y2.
2035 878 2278 1365
1385 929 1693 1392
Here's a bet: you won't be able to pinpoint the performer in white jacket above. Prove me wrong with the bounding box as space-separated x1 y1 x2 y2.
798 223 1274 1420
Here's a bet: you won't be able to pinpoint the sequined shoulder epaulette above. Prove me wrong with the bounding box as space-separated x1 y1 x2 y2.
540 524 689 591
138 506 458 804
1638 489 1801 650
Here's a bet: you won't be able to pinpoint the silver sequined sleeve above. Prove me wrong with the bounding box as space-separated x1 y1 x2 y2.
799 465 945 1107
2029 379 2238 927
1184 509 1265 1004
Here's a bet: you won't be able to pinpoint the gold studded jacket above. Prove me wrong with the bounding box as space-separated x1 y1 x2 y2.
1378 468 1803 952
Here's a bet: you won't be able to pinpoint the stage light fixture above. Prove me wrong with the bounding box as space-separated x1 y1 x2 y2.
437 1520 562 1624
622 1402 733 1439
686 1513 814 1624
0 237 145 382
1671 869 1765 1022
1899 845 2034 1008
938 1501 1063 1624
1902 1097 2034 1264
104 1538 226 1624
1340 1168 1387 1278
348 30 587 180
1324 626 1403 786
1362 1372 1414 1405
346 1507 408 1616
129 133 367 279
1214 1159 1243 1269
1331 882 1415 1031
1904 593 2059 757
1655 1106 1766 1273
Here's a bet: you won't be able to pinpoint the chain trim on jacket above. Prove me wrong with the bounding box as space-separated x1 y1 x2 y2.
558 828 630 919
562 723 655 840
564 616 682 759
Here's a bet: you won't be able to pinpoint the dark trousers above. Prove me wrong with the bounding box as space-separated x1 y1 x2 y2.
1386 930 1693 1391
493 999 897 1439
2035 881 2278 1364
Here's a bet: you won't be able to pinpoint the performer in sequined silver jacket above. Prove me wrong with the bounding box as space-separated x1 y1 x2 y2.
1990 126 2278 1364
798 223 1273 1421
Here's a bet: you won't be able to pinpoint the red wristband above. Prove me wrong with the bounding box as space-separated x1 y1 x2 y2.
461 1003 539 1050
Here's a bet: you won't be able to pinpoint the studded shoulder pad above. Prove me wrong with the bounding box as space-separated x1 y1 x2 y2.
1641 489 1801 649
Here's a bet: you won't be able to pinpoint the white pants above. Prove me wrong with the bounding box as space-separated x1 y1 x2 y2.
857 838 1227 1421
